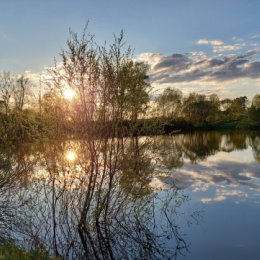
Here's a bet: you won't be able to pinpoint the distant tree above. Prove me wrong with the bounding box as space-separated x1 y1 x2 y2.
40 90 71 136
220 98 232 119
209 94 219 104
227 96 249 119
13 74 31 111
249 94 260 124
182 93 218 126
157 88 183 118
220 98 232 110
252 94 260 109
118 61 151 123
0 72 14 113
42 91 61 115
181 93 199 121
208 94 220 120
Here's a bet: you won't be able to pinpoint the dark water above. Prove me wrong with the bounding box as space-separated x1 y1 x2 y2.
0 131 260 259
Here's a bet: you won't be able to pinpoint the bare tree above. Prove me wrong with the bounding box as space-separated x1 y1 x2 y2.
13 74 31 111
0 72 14 113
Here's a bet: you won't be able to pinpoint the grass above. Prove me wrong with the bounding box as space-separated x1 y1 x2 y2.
0 243 61 260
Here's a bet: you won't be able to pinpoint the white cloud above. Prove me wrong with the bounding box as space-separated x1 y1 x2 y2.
213 43 245 53
197 39 224 46
135 52 163 69
232 36 244 42
197 37 250 53
136 47 260 98
197 39 209 45
201 195 226 203
210 40 224 46
201 189 248 204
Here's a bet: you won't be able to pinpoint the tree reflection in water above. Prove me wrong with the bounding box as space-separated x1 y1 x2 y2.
0 137 196 260
1 131 259 259
250 135 260 162
151 131 252 168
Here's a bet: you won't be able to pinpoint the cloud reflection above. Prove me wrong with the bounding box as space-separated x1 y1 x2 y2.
151 133 260 203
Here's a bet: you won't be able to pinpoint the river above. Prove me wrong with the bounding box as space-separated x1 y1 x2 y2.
0 131 259 259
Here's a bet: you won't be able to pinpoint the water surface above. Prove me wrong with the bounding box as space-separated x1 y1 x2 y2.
0 131 259 259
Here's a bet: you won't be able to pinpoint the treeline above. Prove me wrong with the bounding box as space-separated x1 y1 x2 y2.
1 75 260 142
1 29 260 143
146 88 260 133
1 77 260 142
0 71 76 142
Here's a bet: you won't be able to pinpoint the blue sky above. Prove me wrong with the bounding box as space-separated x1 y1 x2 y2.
0 0 260 98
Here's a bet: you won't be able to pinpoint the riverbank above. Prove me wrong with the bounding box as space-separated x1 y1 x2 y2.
1 114 260 144
132 117 260 135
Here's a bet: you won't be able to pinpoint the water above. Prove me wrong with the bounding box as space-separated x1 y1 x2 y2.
0 131 259 259
151 132 260 260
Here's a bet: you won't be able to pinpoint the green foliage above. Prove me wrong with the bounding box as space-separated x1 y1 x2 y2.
0 111 38 142
252 94 260 108
118 61 151 122
0 243 59 260
157 87 182 118
0 109 70 143
182 93 219 126
226 96 248 119
249 106 260 123
248 94 260 125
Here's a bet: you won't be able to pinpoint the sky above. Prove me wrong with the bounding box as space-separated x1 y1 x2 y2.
0 0 260 98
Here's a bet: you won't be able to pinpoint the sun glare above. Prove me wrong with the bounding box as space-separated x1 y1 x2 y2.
64 88 75 101
65 150 77 162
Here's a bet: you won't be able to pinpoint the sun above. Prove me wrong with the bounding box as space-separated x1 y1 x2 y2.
63 88 76 101
65 150 77 162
